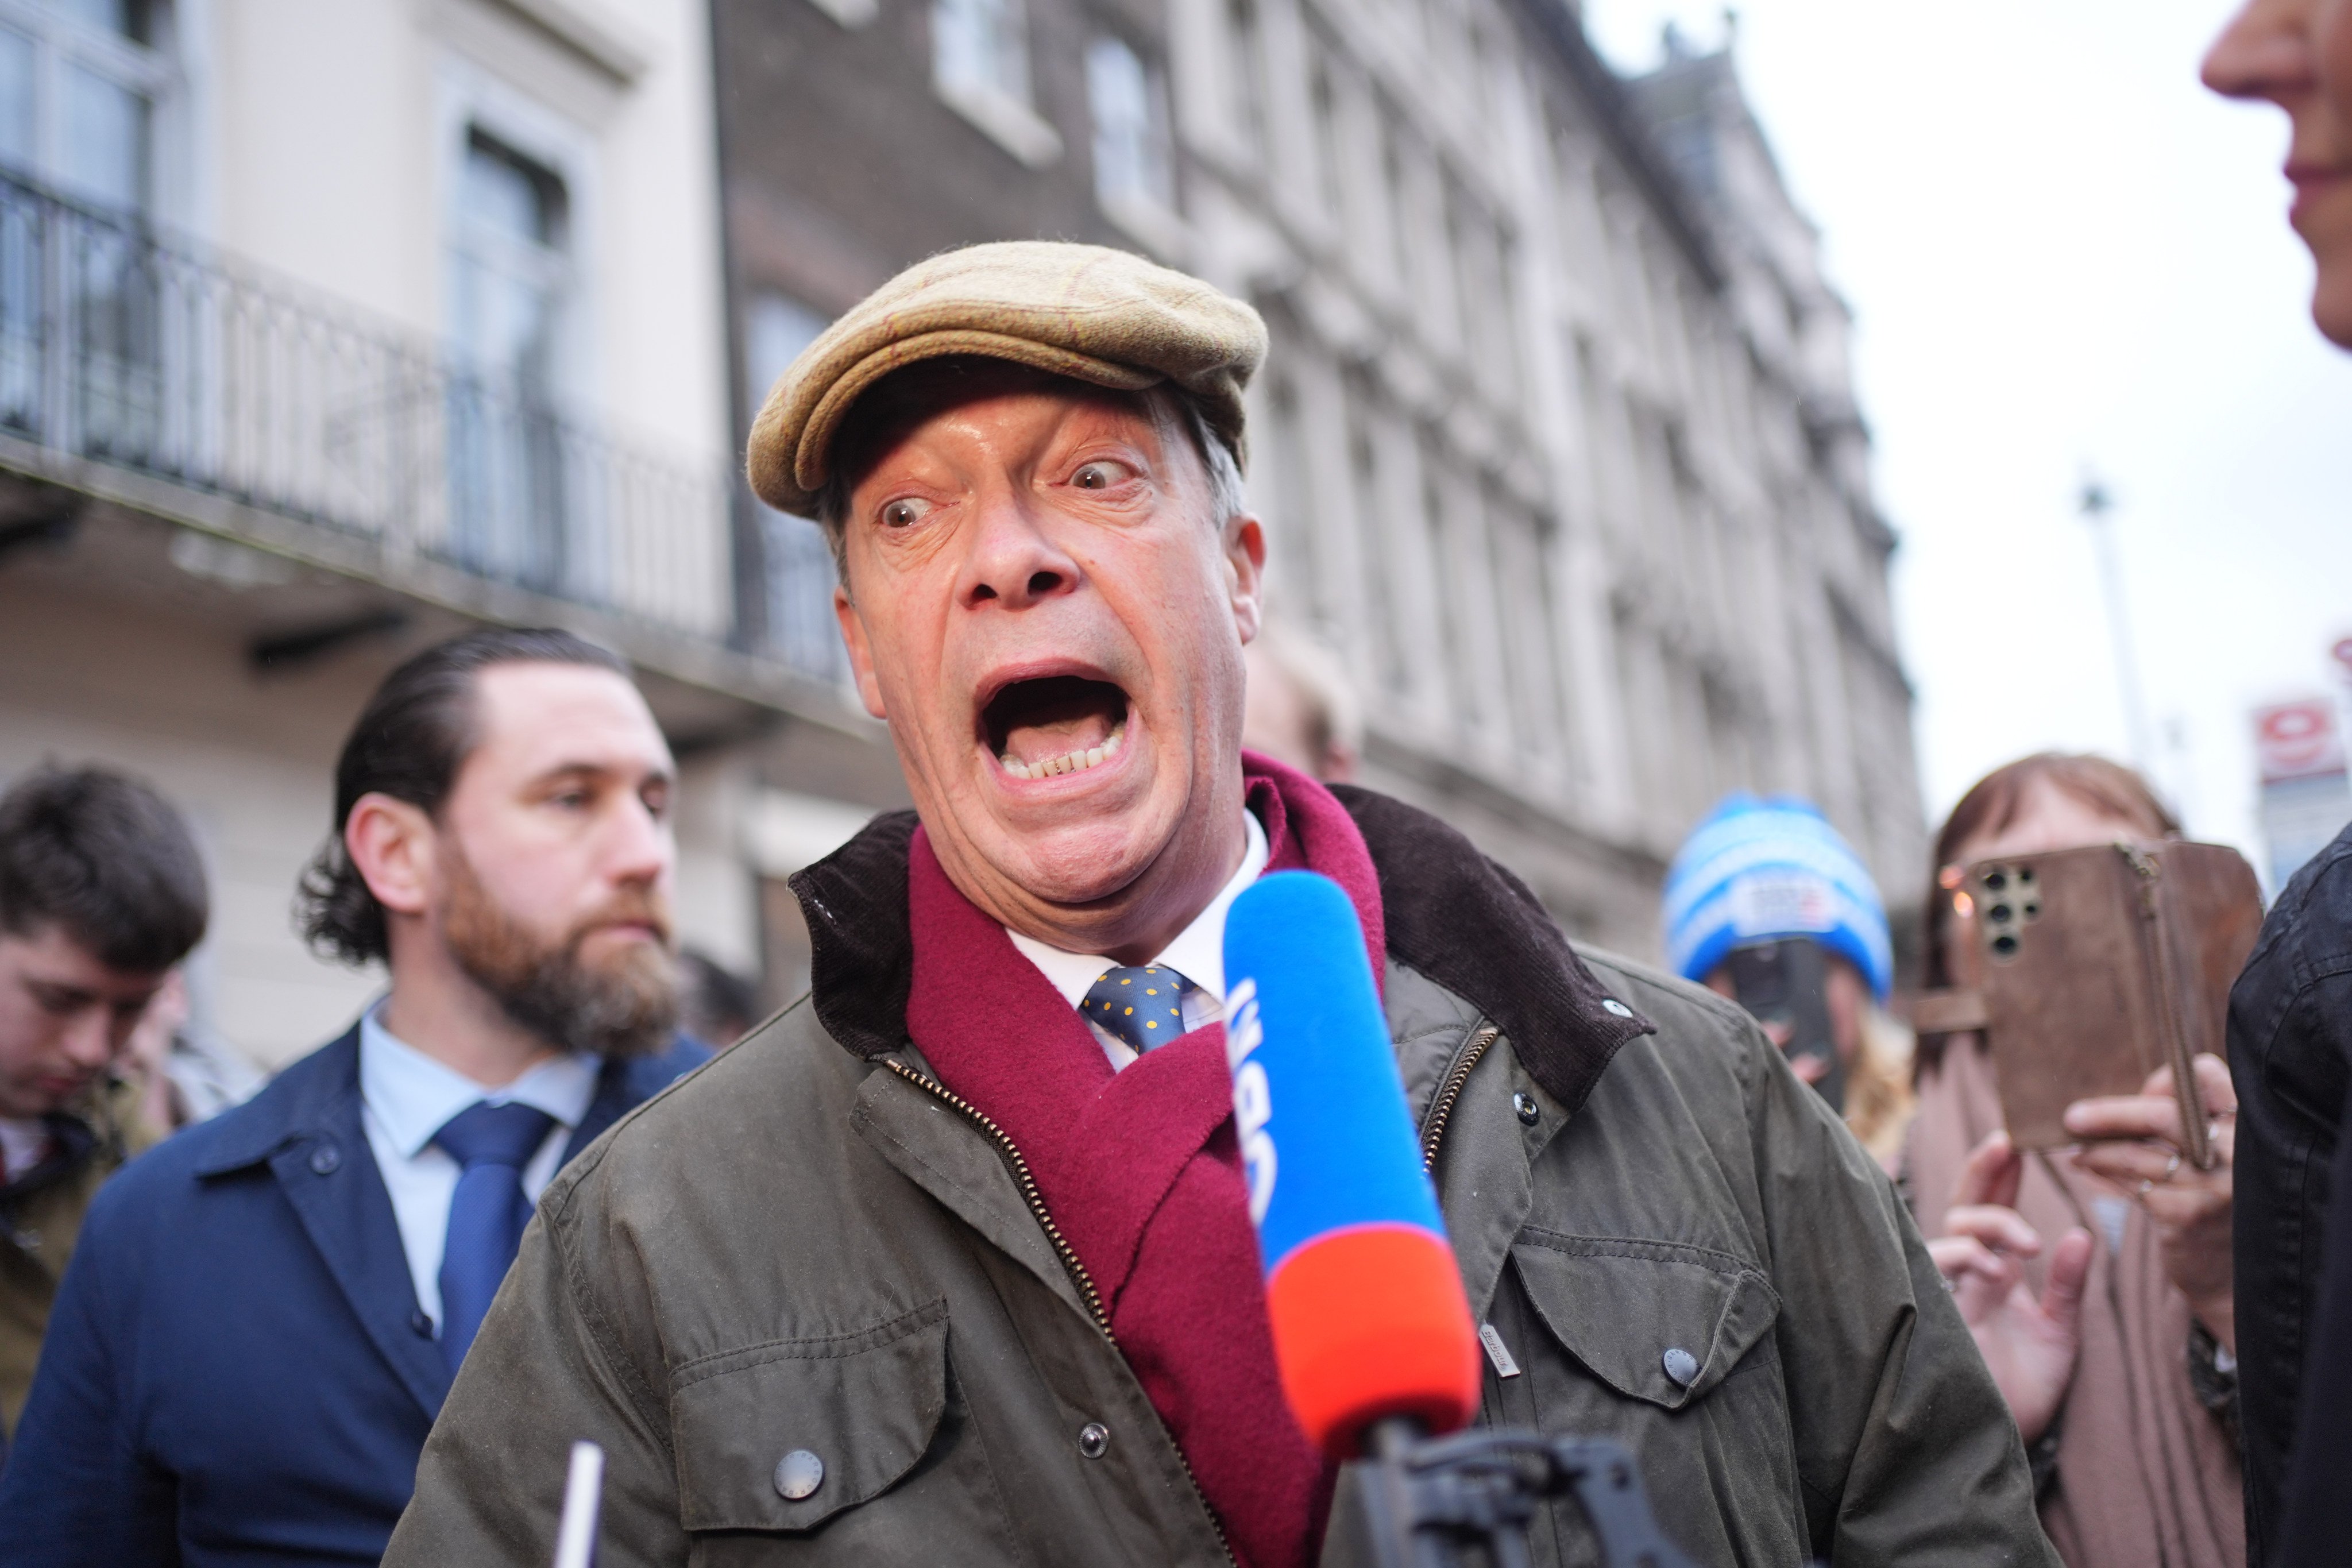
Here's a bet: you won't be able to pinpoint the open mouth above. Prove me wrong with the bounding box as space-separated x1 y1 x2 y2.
982 674 1129 781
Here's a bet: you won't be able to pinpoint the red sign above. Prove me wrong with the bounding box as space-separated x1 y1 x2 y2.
2255 698 2349 783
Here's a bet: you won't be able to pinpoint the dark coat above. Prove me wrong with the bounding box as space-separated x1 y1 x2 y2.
0 1024 709 1567
384 793 2052 1568
2229 818 2352 1566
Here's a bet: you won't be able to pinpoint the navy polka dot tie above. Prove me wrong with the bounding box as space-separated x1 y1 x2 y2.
1082 964 1198 1055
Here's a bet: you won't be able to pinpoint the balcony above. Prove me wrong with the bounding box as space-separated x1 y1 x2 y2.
0 169 853 724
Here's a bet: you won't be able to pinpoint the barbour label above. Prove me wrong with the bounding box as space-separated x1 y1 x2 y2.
1478 1322 1520 1378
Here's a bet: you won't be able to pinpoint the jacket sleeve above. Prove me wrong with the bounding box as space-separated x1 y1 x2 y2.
0 1190 179 1563
1743 1030 2057 1566
383 1187 691 1567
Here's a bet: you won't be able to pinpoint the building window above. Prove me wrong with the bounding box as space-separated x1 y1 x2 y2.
932 0 1060 166
1086 36 1172 214
448 129 570 395
0 0 166 212
445 128 574 590
934 0 1028 106
743 289 849 686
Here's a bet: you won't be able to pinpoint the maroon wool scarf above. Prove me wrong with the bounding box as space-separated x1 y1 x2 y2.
905 752 1385 1568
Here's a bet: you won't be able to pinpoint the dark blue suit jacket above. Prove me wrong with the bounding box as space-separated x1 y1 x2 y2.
0 1025 709 1566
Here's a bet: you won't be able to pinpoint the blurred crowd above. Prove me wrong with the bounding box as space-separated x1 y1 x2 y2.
0 0 2347 1563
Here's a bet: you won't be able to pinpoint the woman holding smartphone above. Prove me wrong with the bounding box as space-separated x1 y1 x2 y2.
1910 754 2242 1568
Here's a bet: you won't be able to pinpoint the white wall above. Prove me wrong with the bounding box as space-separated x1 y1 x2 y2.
197 0 729 461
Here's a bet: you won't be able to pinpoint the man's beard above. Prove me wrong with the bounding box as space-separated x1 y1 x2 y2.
440 848 680 1060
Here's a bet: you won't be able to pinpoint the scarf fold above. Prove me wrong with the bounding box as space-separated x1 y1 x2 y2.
904 752 1373 1568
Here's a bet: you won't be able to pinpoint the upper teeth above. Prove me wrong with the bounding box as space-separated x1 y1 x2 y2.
1002 727 1122 781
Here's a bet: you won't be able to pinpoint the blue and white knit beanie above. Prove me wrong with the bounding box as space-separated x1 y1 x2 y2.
1662 793 1894 1002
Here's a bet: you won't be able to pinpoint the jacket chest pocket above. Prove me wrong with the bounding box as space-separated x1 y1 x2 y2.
670 1299 1018 1560
1502 1231 1806 1567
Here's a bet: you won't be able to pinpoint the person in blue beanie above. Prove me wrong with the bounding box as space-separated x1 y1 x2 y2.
1664 793 1913 1171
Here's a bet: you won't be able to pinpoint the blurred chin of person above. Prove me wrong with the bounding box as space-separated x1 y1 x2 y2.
2205 0 2352 346
1907 754 2243 1568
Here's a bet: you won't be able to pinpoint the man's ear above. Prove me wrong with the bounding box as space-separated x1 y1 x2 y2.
1223 513 1266 646
835 582 889 720
345 793 439 920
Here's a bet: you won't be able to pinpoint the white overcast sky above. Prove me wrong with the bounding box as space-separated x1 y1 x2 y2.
1581 0 2352 875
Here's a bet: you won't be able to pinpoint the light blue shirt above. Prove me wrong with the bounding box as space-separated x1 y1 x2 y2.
356 1006 598 1331
1007 808 1270 1069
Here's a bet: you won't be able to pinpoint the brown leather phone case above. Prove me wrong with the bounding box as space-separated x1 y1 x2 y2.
1924 841 2262 1167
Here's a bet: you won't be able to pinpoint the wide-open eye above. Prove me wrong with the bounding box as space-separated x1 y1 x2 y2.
880 497 932 530
1071 459 1133 491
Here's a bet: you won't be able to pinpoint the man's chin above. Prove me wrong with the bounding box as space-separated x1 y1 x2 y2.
972 816 1180 918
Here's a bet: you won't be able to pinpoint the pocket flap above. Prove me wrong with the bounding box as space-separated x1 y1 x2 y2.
1511 1233 1778 1410
671 1299 950 1532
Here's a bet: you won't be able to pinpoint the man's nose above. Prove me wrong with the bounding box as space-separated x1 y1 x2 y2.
60 1007 115 1070
605 794 674 887
2203 0 2311 101
958 484 1081 610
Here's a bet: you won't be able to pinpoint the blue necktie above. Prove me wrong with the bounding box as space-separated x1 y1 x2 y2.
431 1100 557 1375
1081 964 1198 1055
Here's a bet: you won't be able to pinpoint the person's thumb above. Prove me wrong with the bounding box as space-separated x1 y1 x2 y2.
2041 1227 2095 1342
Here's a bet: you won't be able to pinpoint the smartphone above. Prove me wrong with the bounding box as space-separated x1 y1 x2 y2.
1727 937 1845 1114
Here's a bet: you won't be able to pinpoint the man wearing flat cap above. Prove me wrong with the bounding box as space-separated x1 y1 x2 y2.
389 244 2050 1567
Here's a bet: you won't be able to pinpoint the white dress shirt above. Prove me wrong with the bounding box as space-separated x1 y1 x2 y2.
1009 808 1270 1070
0 1116 50 1180
357 1006 599 1330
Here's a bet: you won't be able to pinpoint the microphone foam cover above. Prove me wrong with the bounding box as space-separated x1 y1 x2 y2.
1224 871 1482 1456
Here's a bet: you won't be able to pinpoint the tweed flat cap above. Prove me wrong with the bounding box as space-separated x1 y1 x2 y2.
746 241 1267 516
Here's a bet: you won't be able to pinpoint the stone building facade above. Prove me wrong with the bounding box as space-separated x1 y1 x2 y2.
0 0 780 1067
717 0 1925 957
0 0 1924 1084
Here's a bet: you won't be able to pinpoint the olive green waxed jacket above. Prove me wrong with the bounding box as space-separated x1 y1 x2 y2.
1 1077 153 1437
385 791 2054 1568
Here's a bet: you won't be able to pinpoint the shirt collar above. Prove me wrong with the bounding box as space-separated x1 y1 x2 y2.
358 1003 602 1160
1007 808 1269 1010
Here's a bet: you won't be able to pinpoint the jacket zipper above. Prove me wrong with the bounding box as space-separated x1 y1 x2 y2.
1421 1023 1502 1172
880 1056 1237 1566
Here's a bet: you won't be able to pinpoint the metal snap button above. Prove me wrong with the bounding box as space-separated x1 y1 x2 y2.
1076 1422 1110 1459
1662 1346 1700 1387
774 1449 824 1500
308 1142 342 1175
1512 1092 1540 1126
1601 998 1634 1019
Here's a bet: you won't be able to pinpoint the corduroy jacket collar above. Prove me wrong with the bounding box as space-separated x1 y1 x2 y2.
790 783 1652 1119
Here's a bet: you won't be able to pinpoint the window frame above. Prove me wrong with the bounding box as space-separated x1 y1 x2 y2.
0 0 177 215
929 0 1061 168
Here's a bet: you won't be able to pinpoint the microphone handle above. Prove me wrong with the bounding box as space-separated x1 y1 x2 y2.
1320 1423 1700 1568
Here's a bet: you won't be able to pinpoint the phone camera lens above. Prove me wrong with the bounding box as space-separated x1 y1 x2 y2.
2023 900 2041 918
1989 904 2013 923
1992 933 2019 957
2018 867 2036 883
1983 871 2009 892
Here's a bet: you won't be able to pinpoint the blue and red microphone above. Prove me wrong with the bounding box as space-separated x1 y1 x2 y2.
1222 870 1483 1459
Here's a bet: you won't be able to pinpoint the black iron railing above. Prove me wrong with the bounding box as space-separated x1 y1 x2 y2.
0 169 779 658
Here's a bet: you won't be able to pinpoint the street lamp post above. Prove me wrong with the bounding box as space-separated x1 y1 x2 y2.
2079 476 2154 773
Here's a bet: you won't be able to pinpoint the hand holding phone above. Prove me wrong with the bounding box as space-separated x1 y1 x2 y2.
1726 937 1846 1114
